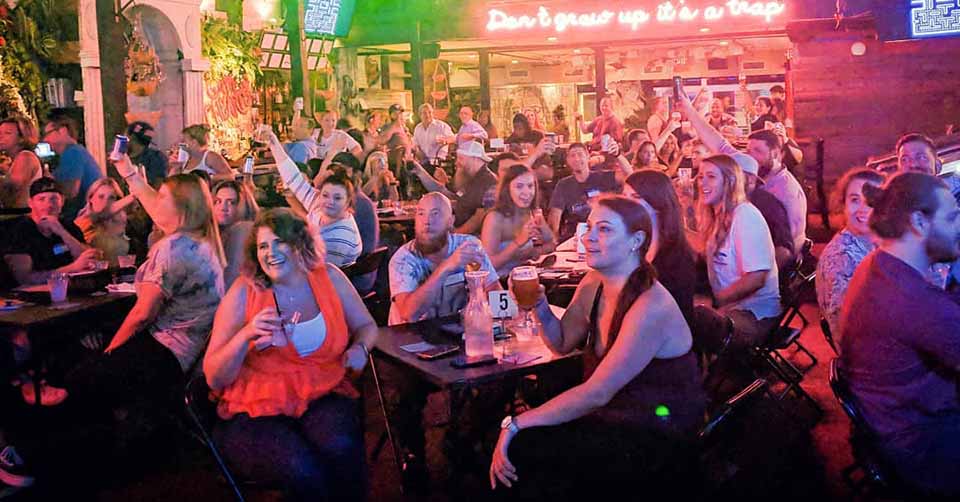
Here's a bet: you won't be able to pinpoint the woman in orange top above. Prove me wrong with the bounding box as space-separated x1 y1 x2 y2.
203 208 378 501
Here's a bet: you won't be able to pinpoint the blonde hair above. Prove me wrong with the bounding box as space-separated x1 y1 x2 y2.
83 177 123 212
164 174 226 267
696 155 746 254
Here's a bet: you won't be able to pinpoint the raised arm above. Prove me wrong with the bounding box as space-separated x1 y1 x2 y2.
266 131 323 214
113 155 165 226
677 91 734 155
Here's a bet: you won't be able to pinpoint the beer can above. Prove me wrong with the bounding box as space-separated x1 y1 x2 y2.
109 135 128 161
243 156 254 175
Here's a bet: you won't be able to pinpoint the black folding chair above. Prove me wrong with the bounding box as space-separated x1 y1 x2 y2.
698 378 769 489
749 264 822 419
820 317 839 356
183 373 245 502
828 359 915 498
342 246 391 325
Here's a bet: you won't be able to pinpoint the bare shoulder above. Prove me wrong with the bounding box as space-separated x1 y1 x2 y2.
624 282 682 329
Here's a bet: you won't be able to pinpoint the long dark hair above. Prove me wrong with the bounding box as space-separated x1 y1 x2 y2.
493 163 538 217
595 196 657 347
623 169 693 260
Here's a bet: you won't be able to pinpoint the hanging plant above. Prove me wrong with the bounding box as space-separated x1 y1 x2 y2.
125 14 163 97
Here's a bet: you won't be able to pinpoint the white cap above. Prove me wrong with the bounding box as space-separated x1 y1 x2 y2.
457 141 492 162
732 152 759 177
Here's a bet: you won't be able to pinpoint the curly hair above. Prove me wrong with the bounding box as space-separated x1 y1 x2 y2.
243 208 322 288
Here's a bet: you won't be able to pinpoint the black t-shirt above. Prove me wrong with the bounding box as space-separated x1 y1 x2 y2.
548 171 619 240
750 114 780 132
5 216 85 272
505 129 544 146
749 188 793 254
453 167 498 229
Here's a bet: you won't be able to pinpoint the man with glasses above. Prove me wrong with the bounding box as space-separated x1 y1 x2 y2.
42 116 102 220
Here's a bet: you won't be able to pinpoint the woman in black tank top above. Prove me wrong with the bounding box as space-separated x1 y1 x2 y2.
489 196 705 498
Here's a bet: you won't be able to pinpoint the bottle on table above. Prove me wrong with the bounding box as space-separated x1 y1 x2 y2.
462 270 494 359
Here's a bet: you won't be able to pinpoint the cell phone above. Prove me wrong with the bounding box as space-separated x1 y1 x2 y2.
34 142 53 158
672 76 685 101
416 344 459 360
450 354 498 368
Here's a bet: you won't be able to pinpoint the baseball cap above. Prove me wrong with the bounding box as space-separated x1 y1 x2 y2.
29 177 62 198
731 152 759 178
388 104 405 114
457 141 492 162
126 121 155 147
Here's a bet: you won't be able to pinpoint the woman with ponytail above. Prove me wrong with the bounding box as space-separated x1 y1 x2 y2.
489 195 704 498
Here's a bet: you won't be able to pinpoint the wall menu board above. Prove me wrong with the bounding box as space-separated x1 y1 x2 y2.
303 0 356 37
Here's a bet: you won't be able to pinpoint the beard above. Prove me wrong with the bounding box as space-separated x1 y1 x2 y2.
926 225 960 264
415 230 449 256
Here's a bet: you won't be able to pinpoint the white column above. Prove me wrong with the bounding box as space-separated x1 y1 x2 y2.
181 58 210 126
78 0 106 171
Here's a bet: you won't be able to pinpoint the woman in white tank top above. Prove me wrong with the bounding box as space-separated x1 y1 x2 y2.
174 124 235 181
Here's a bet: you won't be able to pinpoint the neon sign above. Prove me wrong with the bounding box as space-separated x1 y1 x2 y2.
910 0 960 38
486 1 787 33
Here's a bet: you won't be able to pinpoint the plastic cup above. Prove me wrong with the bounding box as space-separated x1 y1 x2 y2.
117 254 136 269
47 272 68 303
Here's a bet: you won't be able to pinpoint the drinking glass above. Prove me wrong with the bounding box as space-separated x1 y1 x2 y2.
117 254 136 269
510 266 540 340
47 272 69 303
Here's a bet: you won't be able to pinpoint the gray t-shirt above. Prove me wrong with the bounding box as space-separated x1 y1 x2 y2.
548 171 618 240
388 233 498 325
136 233 225 371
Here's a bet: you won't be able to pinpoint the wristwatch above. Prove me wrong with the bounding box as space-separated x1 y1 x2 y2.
500 415 520 434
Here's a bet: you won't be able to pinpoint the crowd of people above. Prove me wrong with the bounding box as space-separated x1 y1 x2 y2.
0 81 958 500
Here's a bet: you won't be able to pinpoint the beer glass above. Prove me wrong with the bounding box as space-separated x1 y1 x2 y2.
510 266 540 339
464 241 483 273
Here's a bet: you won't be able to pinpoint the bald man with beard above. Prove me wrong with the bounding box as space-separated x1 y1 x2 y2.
388 192 500 325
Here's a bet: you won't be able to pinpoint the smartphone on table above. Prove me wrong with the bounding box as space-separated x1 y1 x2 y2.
416 344 460 361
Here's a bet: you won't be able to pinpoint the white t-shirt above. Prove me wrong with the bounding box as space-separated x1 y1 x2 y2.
707 202 781 320
763 168 808 253
315 130 361 160
388 233 498 325
413 119 454 163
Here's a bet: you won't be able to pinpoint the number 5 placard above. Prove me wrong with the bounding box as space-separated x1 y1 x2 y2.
489 291 518 319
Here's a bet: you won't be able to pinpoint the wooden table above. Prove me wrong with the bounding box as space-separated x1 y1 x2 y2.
372 316 581 484
374 317 579 390
0 290 136 405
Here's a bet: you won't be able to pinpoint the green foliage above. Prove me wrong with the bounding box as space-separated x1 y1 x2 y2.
0 0 74 119
201 16 262 84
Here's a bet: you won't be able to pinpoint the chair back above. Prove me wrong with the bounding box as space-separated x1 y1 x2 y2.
829 358 873 434
821 317 839 355
342 246 390 278
699 378 768 449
